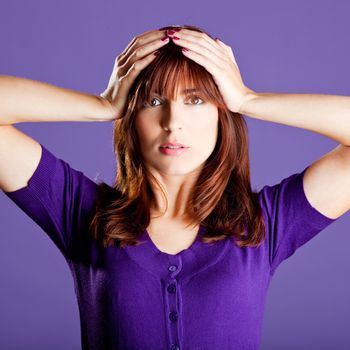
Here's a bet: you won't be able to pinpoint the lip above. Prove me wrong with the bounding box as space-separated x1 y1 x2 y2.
159 147 189 156
160 142 189 148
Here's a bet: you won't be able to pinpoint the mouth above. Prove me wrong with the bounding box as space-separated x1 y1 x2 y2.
159 146 189 156
160 143 189 148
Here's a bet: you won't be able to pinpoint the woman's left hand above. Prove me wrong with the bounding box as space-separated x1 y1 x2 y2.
166 28 256 113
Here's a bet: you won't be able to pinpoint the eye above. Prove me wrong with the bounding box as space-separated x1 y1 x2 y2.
187 95 204 105
143 97 162 108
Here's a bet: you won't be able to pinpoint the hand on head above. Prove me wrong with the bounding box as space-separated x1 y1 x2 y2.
164 27 255 113
99 28 172 120
99 25 255 120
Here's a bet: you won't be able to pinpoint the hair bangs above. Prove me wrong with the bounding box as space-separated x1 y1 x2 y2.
134 45 227 109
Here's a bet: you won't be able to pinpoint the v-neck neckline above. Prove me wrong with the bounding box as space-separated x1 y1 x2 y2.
145 224 204 257
123 225 231 280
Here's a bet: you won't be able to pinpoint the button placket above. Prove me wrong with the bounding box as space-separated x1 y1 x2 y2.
169 311 178 322
166 258 182 349
168 264 178 272
167 283 176 293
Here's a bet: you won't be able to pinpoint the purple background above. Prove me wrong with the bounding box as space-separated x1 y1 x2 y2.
1 0 349 349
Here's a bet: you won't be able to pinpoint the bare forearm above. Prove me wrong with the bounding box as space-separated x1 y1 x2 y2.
0 75 114 125
240 92 350 146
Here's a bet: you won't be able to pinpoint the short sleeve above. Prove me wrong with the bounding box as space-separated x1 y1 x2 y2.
3 143 99 261
259 166 338 275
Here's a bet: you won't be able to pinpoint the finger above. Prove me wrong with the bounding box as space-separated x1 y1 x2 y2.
117 51 160 111
170 36 228 72
120 28 160 57
128 34 170 66
118 35 169 77
215 38 239 67
118 30 167 66
180 47 222 78
169 28 227 60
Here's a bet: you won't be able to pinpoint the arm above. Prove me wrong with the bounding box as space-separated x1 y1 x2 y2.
239 92 350 146
0 75 115 125
238 91 350 220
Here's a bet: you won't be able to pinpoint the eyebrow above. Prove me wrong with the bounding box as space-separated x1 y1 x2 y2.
181 88 201 94
150 88 202 96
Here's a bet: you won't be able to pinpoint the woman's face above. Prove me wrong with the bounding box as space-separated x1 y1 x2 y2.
134 85 219 178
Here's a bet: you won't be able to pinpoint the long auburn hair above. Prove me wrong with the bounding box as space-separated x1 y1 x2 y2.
88 24 266 249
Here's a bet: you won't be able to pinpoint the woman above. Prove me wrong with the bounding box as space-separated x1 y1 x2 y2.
1 24 348 349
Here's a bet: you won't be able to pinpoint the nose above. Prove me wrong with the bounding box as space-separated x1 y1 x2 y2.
161 102 183 132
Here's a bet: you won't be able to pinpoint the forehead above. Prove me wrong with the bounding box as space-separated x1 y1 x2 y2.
150 86 203 96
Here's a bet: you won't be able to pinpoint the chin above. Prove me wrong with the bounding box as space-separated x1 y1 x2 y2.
155 161 206 176
143 152 209 174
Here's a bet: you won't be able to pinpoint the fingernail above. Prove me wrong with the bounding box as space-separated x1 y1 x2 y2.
161 36 169 42
167 30 175 36
172 36 180 40
182 47 189 52
173 28 181 32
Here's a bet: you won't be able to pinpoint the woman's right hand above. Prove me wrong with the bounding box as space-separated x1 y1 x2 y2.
99 29 170 120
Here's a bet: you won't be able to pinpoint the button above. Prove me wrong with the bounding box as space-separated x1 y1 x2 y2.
167 283 176 293
169 311 178 321
168 265 177 272
170 344 180 350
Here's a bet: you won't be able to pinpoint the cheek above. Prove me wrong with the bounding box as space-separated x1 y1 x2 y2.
194 107 219 129
135 119 154 142
190 119 218 153
195 115 219 135
206 117 219 146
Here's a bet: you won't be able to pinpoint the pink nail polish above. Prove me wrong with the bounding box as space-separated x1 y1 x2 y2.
172 36 180 40
161 36 169 42
182 47 188 52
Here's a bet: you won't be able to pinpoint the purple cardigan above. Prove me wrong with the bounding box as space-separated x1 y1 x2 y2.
4 144 337 350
